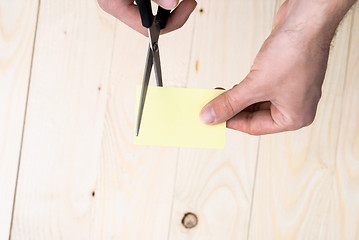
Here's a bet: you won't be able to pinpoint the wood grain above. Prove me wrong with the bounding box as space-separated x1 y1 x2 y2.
10 1 116 239
333 9 359 240
0 0 39 238
168 1 277 239
248 8 356 240
3 0 359 239
90 8 197 240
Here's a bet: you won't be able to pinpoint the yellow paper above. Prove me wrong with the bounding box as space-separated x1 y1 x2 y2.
134 86 225 149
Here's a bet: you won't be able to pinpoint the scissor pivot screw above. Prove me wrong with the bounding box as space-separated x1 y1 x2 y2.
152 42 159 52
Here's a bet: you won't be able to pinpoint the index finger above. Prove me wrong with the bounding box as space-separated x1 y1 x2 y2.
226 107 286 135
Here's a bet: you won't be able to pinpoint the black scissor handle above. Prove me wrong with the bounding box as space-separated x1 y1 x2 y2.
136 0 153 28
136 0 170 29
156 7 170 29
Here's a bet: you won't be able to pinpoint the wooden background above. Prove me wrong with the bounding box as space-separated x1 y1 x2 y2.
0 0 358 239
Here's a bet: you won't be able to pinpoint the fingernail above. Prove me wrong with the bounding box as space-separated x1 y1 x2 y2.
200 106 216 124
158 0 177 9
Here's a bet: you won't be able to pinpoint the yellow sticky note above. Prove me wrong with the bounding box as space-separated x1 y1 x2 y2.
134 86 225 149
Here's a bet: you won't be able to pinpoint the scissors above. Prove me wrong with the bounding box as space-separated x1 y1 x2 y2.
135 0 170 136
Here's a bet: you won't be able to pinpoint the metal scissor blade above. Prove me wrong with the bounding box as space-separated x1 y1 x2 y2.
136 46 153 136
152 46 163 87
148 23 163 87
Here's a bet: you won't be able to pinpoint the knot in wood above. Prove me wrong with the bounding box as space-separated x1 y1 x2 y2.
181 212 198 229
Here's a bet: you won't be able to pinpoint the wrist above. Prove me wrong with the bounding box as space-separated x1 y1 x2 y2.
275 0 356 44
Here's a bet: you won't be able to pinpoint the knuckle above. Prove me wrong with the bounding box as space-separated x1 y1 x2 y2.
302 113 316 127
281 111 315 131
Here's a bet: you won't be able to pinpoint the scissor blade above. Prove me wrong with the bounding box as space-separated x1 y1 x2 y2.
136 46 153 136
148 23 161 46
152 47 163 87
148 23 163 87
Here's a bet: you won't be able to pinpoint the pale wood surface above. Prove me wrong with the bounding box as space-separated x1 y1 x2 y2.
0 1 39 239
0 0 358 239
168 1 275 239
333 9 359 240
90 10 195 240
9 0 116 239
249 7 359 240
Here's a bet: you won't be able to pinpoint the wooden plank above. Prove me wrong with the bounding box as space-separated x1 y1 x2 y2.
89 7 197 240
168 1 277 239
248 8 355 240
10 1 116 239
333 9 359 240
0 0 39 238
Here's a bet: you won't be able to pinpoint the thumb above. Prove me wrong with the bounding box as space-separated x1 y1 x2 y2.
200 79 260 125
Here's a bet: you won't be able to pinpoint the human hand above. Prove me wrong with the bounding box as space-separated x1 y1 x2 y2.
200 0 356 135
97 0 197 35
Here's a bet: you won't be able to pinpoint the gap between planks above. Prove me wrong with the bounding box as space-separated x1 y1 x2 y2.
165 7 199 239
333 7 355 164
8 1 42 239
246 1 280 239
